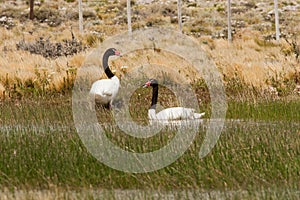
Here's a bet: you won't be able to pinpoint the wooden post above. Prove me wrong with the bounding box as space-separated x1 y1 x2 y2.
177 0 182 33
127 0 132 35
78 0 83 34
227 0 232 42
29 0 34 20
274 0 280 41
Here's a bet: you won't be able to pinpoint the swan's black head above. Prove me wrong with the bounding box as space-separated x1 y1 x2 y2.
143 79 158 88
106 48 121 56
103 48 121 78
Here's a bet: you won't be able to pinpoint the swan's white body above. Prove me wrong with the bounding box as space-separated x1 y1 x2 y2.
90 76 120 105
144 79 205 125
148 107 205 121
89 48 121 108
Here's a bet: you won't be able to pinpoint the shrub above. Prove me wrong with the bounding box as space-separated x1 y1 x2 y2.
84 34 103 48
16 34 87 59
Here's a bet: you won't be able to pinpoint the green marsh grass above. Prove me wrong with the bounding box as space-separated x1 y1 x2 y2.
0 93 299 199
227 100 300 121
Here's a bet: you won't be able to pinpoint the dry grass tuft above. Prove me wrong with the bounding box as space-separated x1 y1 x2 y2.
206 33 299 89
0 0 299 99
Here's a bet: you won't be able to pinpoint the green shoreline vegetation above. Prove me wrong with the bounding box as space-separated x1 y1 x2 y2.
0 81 299 199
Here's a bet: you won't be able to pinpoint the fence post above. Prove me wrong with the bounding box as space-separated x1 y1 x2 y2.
79 0 83 34
274 0 280 41
177 0 182 33
127 0 132 35
227 0 232 42
29 0 34 20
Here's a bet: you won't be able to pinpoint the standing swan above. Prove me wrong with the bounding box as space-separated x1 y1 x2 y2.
90 48 121 109
143 79 205 122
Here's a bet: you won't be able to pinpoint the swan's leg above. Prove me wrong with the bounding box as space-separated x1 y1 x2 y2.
108 100 113 110
102 102 111 109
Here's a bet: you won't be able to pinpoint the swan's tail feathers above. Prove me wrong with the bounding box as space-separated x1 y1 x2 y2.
194 112 205 119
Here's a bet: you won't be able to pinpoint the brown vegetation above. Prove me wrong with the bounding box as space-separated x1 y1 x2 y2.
0 0 299 99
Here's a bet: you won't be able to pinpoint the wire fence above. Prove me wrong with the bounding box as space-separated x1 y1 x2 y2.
77 0 281 42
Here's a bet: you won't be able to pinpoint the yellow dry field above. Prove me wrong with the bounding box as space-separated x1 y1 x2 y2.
0 17 299 97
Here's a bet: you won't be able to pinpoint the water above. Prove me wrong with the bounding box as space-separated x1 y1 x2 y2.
0 119 298 134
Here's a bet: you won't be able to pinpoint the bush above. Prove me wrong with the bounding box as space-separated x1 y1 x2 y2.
16 34 87 59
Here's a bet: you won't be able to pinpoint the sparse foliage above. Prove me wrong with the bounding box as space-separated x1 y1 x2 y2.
284 36 300 62
16 33 87 59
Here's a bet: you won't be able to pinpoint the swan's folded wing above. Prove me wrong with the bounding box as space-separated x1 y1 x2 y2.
193 112 205 119
156 107 195 120
90 79 114 96
101 88 113 96
91 87 112 97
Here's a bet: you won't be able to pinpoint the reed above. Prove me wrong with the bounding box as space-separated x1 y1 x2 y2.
0 92 299 199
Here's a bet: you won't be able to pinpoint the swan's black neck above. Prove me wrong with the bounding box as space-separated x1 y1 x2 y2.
150 84 158 110
103 50 115 79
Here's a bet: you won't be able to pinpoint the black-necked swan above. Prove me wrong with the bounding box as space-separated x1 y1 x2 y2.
143 79 205 122
90 48 121 108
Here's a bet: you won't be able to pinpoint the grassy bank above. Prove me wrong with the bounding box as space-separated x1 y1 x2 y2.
0 96 299 198
2 0 300 99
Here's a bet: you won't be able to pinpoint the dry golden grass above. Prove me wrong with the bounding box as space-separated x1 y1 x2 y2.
203 30 299 88
0 19 89 97
112 49 200 83
1 25 299 97
0 0 299 98
0 49 86 88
